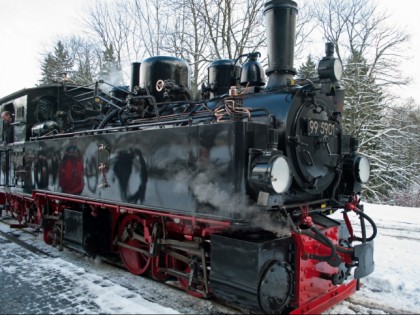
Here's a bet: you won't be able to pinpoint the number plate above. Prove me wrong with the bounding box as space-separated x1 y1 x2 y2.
306 119 336 136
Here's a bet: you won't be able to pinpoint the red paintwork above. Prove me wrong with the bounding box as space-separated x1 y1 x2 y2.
29 191 231 251
31 191 232 229
3 190 361 313
118 214 152 275
1 192 39 226
290 279 357 314
291 222 356 314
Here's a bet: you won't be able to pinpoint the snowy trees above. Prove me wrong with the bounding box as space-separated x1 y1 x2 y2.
310 0 418 204
383 101 420 206
40 41 73 85
40 37 101 85
297 55 317 79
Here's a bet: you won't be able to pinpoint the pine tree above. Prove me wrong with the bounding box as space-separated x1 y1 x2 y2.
342 51 387 200
72 50 95 85
97 44 124 86
341 50 420 202
297 55 317 80
40 41 73 85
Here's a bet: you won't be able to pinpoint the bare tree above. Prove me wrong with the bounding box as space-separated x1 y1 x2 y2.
78 0 316 94
294 0 318 61
128 0 171 57
160 0 209 95
194 0 265 61
315 0 409 86
66 35 102 85
161 0 268 94
128 0 268 94
82 0 133 74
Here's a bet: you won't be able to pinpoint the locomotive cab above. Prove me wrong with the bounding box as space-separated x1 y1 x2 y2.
0 95 27 144
0 102 15 144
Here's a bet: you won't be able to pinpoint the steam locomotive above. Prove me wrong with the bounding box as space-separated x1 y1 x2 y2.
0 0 376 313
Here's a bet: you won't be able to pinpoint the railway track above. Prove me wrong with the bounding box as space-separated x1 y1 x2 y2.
0 228 51 257
346 297 419 315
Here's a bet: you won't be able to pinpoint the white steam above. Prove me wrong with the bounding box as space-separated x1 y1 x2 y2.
179 170 291 236
97 65 125 94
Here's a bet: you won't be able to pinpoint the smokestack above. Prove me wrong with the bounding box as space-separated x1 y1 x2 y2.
264 0 298 90
130 62 141 92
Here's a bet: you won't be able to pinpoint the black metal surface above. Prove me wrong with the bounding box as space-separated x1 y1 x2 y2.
20 121 252 219
130 62 141 92
264 0 298 89
240 54 266 87
139 56 190 102
62 207 111 256
259 260 292 314
0 83 346 212
207 59 241 98
0 85 99 142
210 232 291 313
64 209 84 244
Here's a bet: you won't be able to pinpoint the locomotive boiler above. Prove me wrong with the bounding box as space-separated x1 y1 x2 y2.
0 0 376 313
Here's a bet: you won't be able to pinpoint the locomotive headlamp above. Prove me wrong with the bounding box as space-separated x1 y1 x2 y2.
271 156 292 193
318 58 343 82
343 153 371 194
355 155 370 183
250 155 292 194
318 42 343 82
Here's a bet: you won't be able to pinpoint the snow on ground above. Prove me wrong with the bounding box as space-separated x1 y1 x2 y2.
0 221 236 314
326 203 420 314
1 202 420 314
47 259 178 314
0 238 178 314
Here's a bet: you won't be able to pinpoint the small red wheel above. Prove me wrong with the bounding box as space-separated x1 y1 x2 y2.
43 220 54 245
118 214 151 275
150 255 171 282
171 254 206 298
36 208 42 225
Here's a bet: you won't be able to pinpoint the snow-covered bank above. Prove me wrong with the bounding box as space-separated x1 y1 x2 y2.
327 203 420 314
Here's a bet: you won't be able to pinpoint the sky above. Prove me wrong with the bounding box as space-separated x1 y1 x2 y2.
1 202 420 314
0 0 420 104
0 0 91 96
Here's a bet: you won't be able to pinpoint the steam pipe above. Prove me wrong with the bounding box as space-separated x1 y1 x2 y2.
130 62 141 92
264 0 298 90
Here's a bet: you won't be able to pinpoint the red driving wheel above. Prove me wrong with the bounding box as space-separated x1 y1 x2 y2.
118 214 151 275
171 253 206 298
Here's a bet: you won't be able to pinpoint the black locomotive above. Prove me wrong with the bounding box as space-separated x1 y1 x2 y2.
0 0 376 313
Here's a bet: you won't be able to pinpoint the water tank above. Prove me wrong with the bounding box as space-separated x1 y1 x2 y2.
207 59 241 98
140 56 190 102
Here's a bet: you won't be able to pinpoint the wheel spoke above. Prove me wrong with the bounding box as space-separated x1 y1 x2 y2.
118 215 151 275
171 253 206 298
